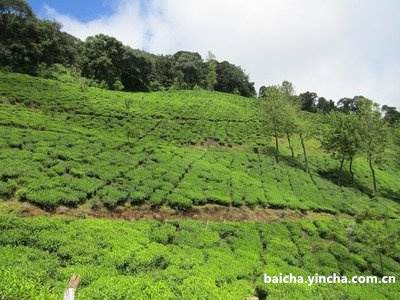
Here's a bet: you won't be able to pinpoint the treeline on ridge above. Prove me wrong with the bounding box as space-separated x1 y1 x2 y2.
0 0 256 96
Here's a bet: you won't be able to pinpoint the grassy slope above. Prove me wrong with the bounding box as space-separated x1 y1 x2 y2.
1 215 400 299
1 72 400 299
0 72 399 215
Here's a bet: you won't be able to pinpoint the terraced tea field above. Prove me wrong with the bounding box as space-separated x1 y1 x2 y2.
1 72 399 216
1 216 400 299
1 72 400 299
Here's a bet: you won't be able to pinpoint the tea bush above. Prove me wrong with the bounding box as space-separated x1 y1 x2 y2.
0 216 399 299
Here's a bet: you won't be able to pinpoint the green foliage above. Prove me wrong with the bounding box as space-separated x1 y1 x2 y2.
358 99 388 192
0 216 399 299
299 91 317 112
215 60 255 97
113 80 124 91
382 105 400 125
358 99 388 161
206 60 217 90
0 72 399 216
81 34 151 91
36 63 98 87
337 96 365 113
394 124 400 152
0 2 81 75
0 0 255 97
0 0 33 18
259 84 300 159
321 112 361 177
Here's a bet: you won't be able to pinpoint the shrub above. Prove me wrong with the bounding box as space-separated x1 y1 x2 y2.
167 194 192 211
97 186 127 208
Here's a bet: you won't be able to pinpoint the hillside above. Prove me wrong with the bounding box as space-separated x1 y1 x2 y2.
0 72 399 215
1 216 400 299
1 72 400 299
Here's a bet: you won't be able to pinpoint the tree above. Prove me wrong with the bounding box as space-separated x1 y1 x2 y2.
1 0 81 75
283 102 297 159
149 54 175 90
0 0 34 39
382 105 400 125
280 82 298 159
172 51 205 90
0 0 32 16
82 34 123 88
205 60 217 91
395 124 400 147
337 96 366 114
297 118 313 174
299 91 317 112
279 80 295 97
358 99 388 193
260 86 284 161
258 86 267 98
395 124 400 162
215 61 256 97
321 112 361 186
316 97 335 114
81 34 152 91
260 85 298 162
170 69 186 90
120 48 152 91
113 80 124 91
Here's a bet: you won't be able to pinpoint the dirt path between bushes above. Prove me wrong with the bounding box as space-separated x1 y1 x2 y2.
1 201 355 222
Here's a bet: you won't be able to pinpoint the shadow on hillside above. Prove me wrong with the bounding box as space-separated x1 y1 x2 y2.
380 188 400 202
260 146 306 169
317 169 374 197
260 145 279 157
315 169 400 203
259 146 400 203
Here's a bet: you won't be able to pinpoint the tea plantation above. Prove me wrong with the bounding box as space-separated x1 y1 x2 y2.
1 72 399 216
1 72 400 299
0 215 400 299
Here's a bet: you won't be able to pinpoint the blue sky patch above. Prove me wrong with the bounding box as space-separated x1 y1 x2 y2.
26 0 114 21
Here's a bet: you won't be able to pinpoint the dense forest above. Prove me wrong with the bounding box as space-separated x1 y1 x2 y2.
1 0 399 119
0 0 255 96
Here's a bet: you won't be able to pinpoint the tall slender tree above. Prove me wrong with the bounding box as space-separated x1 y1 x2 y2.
321 112 361 187
358 99 388 193
260 84 299 162
260 85 286 162
296 118 313 174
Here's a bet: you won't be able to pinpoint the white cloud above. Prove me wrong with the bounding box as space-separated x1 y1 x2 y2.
44 0 400 107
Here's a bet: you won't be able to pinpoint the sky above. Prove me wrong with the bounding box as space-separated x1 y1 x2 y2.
27 0 400 107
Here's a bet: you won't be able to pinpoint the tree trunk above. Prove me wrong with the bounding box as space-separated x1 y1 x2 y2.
369 157 377 193
349 157 354 182
286 132 294 159
274 131 279 163
299 133 309 173
338 156 345 187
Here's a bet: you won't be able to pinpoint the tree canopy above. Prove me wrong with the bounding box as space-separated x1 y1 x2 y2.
0 1 256 96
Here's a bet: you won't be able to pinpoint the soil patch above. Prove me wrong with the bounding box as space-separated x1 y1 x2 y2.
6 202 353 223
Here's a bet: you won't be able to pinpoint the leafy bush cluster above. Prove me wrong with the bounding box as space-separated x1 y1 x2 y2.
0 216 399 299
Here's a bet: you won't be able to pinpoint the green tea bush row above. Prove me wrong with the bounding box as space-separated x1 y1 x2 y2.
0 216 399 299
